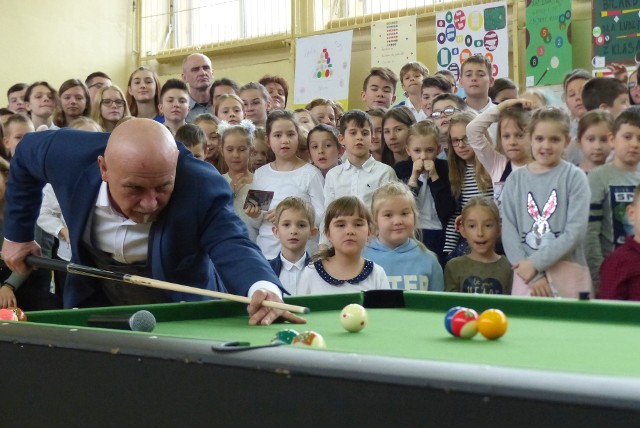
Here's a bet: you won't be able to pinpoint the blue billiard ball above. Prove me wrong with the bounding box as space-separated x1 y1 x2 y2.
444 306 465 335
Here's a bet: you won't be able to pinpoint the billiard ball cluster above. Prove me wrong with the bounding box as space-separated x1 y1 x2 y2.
271 304 369 349
271 328 327 348
445 307 507 340
0 307 27 322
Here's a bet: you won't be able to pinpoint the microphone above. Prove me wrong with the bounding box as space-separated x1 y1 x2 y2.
87 310 156 332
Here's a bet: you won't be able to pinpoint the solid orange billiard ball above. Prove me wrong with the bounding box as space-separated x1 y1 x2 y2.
477 309 507 340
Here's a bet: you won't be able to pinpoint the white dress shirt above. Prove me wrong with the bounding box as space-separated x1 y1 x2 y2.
278 253 308 296
324 155 397 210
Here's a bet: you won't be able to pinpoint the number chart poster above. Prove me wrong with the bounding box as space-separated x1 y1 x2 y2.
371 16 417 100
435 1 508 81
592 0 640 67
294 30 353 108
525 0 572 87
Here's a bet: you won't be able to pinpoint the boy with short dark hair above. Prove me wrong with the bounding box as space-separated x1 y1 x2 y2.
582 77 630 119
459 55 494 113
361 67 398 110
421 75 453 117
175 123 207 160
435 70 458 94
324 110 397 210
269 197 318 295
600 185 640 300
159 79 190 135
587 109 640 288
6 83 28 114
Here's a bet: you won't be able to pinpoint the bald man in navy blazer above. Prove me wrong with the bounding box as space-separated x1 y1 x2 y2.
3 119 303 325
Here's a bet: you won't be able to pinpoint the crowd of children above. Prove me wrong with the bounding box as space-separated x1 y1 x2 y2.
2 52 640 311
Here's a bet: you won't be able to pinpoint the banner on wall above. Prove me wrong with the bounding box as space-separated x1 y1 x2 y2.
293 30 353 108
435 1 509 81
592 0 640 67
371 16 417 100
524 0 572 87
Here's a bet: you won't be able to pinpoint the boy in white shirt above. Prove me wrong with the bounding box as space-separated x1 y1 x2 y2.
324 110 397 210
268 197 318 295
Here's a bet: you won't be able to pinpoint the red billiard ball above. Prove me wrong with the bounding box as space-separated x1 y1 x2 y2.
450 308 479 339
0 307 27 322
477 309 508 340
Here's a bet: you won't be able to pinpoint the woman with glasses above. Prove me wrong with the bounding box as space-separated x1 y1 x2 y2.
91 85 131 132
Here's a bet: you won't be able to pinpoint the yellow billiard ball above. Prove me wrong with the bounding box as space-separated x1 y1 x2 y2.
477 309 508 340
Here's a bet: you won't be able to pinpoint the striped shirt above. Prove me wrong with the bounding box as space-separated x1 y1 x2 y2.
443 162 493 254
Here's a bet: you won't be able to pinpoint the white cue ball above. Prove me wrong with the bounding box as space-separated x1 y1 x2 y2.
340 304 368 333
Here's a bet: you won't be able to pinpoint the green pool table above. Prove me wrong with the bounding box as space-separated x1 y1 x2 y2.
2 290 640 426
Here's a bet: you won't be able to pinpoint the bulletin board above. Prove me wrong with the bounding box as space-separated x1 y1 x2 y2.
592 1 640 67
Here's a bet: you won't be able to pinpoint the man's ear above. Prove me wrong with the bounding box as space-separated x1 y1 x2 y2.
98 155 108 181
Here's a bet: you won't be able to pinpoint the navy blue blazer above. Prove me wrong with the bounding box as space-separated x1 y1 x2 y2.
6 129 281 308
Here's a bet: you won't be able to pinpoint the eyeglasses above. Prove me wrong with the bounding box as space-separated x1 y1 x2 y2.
430 106 460 119
629 81 638 89
101 99 125 107
451 136 469 147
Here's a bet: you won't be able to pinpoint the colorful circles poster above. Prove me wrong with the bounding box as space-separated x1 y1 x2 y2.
525 0 572 87
435 1 508 82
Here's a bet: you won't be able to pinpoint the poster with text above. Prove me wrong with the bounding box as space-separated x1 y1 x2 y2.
435 1 508 81
294 30 353 108
592 0 640 67
525 0 572 87
372 15 417 100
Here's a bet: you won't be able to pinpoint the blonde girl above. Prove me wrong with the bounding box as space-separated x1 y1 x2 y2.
501 107 591 297
91 85 131 132
298 196 389 295
214 94 245 125
248 110 325 259
219 120 258 241
363 182 443 291
445 197 512 294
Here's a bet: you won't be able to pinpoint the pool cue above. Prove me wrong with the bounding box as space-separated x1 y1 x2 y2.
23 255 310 314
